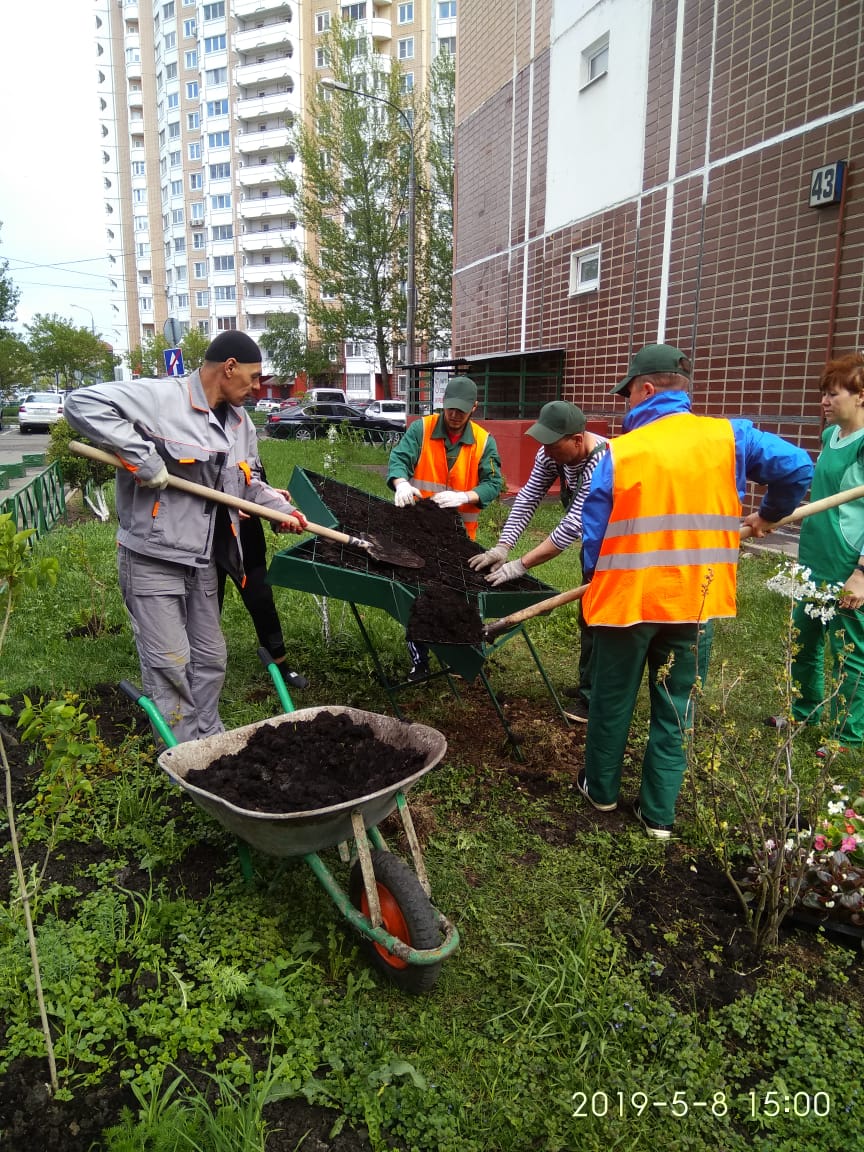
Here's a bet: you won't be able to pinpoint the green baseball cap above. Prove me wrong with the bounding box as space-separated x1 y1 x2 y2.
612 343 691 394
443 375 478 412
526 401 587 445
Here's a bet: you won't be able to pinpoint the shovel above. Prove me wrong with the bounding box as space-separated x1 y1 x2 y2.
68 441 425 569
481 481 864 641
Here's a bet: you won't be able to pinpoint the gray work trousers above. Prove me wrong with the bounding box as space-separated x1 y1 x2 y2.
118 547 227 744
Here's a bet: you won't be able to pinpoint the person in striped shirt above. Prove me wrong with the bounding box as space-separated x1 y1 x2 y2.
468 401 609 720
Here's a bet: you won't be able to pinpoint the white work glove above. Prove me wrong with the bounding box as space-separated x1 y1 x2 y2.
394 482 422 508
467 544 509 572
137 462 170 490
432 490 469 511
485 558 528 586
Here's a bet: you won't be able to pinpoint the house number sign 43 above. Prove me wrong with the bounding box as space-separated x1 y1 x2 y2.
809 161 846 207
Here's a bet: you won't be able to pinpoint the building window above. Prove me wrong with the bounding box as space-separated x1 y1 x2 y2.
196 290 210 307
165 62 177 79
133 188 147 203
172 207 184 224
193 232 205 249
439 1 456 16
177 293 189 307
191 201 205 219
438 36 455 55
346 374 368 393
189 171 203 189
176 266 187 281
163 1 175 16
315 47 329 68
213 255 234 271
188 112 200 129
194 260 207 278
203 1 225 18
315 11 330 33
186 80 198 98
132 161 147 176
169 149 182 167
188 142 201 159
185 49 198 68
183 18 196 36
208 130 230 147
140 297 153 311
168 121 180 139
133 215 148 232
581 34 609 87
341 3 367 20
209 162 230 179
167 91 179 109
164 31 176 50
170 179 183 195
212 224 233 240
215 285 236 301
207 99 229 116
569 244 601 295
204 34 226 53
398 37 414 59
205 66 228 84
136 242 150 257
400 72 414 93
216 316 236 331
174 237 186 253
398 2 413 21
345 341 364 358
211 193 231 209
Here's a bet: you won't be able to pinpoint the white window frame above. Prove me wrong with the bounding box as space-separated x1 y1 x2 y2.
569 244 601 295
315 10 330 33
581 34 609 89
398 36 414 60
398 2 413 23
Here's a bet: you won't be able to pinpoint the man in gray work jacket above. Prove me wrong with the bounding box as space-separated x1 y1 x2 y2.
64 331 307 743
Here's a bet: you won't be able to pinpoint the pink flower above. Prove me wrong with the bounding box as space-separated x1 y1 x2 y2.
813 835 827 851
845 809 857 819
841 836 857 853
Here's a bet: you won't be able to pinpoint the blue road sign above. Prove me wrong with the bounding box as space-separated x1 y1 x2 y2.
164 348 185 377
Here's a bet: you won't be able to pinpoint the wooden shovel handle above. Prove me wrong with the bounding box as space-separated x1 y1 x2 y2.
67 440 371 550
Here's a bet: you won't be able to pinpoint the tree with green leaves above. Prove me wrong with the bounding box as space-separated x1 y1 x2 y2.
25 315 114 389
0 223 20 329
0 330 33 399
284 19 417 389
179 327 211 373
259 313 340 385
417 49 455 356
125 332 171 378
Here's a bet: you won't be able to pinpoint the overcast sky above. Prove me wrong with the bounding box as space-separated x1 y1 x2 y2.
0 2 119 346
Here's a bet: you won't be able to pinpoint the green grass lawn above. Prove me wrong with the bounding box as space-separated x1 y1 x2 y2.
1 438 862 1150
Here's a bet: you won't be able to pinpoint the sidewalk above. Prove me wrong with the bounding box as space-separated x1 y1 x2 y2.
740 524 800 561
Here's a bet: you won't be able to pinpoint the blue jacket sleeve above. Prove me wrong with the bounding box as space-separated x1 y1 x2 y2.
730 420 814 522
580 450 614 576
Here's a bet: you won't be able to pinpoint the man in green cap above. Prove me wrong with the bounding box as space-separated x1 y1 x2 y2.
388 374 503 678
468 400 609 720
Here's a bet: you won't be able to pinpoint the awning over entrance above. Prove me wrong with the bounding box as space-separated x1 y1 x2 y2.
400 348 565 418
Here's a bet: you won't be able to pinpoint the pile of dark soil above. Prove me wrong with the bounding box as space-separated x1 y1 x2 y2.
187 711 427 812
406 583 484 645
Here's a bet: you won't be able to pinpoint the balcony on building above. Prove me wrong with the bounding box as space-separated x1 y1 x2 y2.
233 20 293 55
234 91 296 122
239 194 293 220
370 17 392 42
235 58 295 87
243 265 293 285
239 227 296 251
237 161 281 187
127 84 144 110
235 126 291 154
243 296 295 314
233 0 291 17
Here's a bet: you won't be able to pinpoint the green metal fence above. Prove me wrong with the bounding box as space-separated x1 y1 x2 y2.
0 461 66 539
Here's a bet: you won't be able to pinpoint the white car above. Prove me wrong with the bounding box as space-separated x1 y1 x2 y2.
255 398 282 413
363 399 407 426
18 393 66 433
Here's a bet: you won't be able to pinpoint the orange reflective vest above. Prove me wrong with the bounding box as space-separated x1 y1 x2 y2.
410 415 489 538
582 413 741 627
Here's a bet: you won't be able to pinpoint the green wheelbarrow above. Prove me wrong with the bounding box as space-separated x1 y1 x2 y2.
119 654 459 994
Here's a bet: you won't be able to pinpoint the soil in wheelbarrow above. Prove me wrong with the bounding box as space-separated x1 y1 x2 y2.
187 710 427 812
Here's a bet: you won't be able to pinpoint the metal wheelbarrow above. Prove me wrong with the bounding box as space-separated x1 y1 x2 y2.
119 656 459 994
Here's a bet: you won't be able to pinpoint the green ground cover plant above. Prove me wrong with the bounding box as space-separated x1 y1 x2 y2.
0 439 862 1150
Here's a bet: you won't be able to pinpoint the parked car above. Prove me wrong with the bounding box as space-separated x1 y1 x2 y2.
265 402 404 445
306 387 348 404
255 398 281 413
18 392 65 433
363 399 407 427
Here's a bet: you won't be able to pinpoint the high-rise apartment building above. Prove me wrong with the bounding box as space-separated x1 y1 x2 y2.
95 0 303 366
95 0 457 390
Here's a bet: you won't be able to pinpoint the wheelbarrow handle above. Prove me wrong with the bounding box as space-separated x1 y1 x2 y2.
67 440 373 551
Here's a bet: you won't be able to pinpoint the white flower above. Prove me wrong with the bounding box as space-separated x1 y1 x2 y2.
826 900 836 908
785 838 796 851
828 801 845 816
833 784 846 793
765 839 776 852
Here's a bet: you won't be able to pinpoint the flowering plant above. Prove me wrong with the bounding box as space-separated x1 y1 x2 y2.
765 562 844 624
745 788 864 927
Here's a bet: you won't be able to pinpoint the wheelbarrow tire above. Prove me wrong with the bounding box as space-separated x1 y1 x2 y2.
348 849 442 994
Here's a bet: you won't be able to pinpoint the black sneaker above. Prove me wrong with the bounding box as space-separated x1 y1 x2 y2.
562 697 589 724
633 802 673 840
576 770 617 812
406 662 430 683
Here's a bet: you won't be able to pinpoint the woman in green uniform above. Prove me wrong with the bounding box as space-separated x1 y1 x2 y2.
791 353 864 755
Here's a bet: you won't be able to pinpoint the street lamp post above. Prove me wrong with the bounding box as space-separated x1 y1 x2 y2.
320 77 417 388
71 304 96 335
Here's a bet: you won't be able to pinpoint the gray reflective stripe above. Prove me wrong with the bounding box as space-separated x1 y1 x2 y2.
594 547 739 572
604 514 741 538
411 475 446 493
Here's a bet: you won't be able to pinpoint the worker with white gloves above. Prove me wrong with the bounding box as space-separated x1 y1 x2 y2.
64 330 307 744
386 375 503 678
468 401 610 720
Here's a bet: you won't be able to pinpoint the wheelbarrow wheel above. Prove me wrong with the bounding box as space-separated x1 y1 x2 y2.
348 850 442 994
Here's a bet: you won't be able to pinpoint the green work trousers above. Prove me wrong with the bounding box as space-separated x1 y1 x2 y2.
791 602 864 746
584 622 704 826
